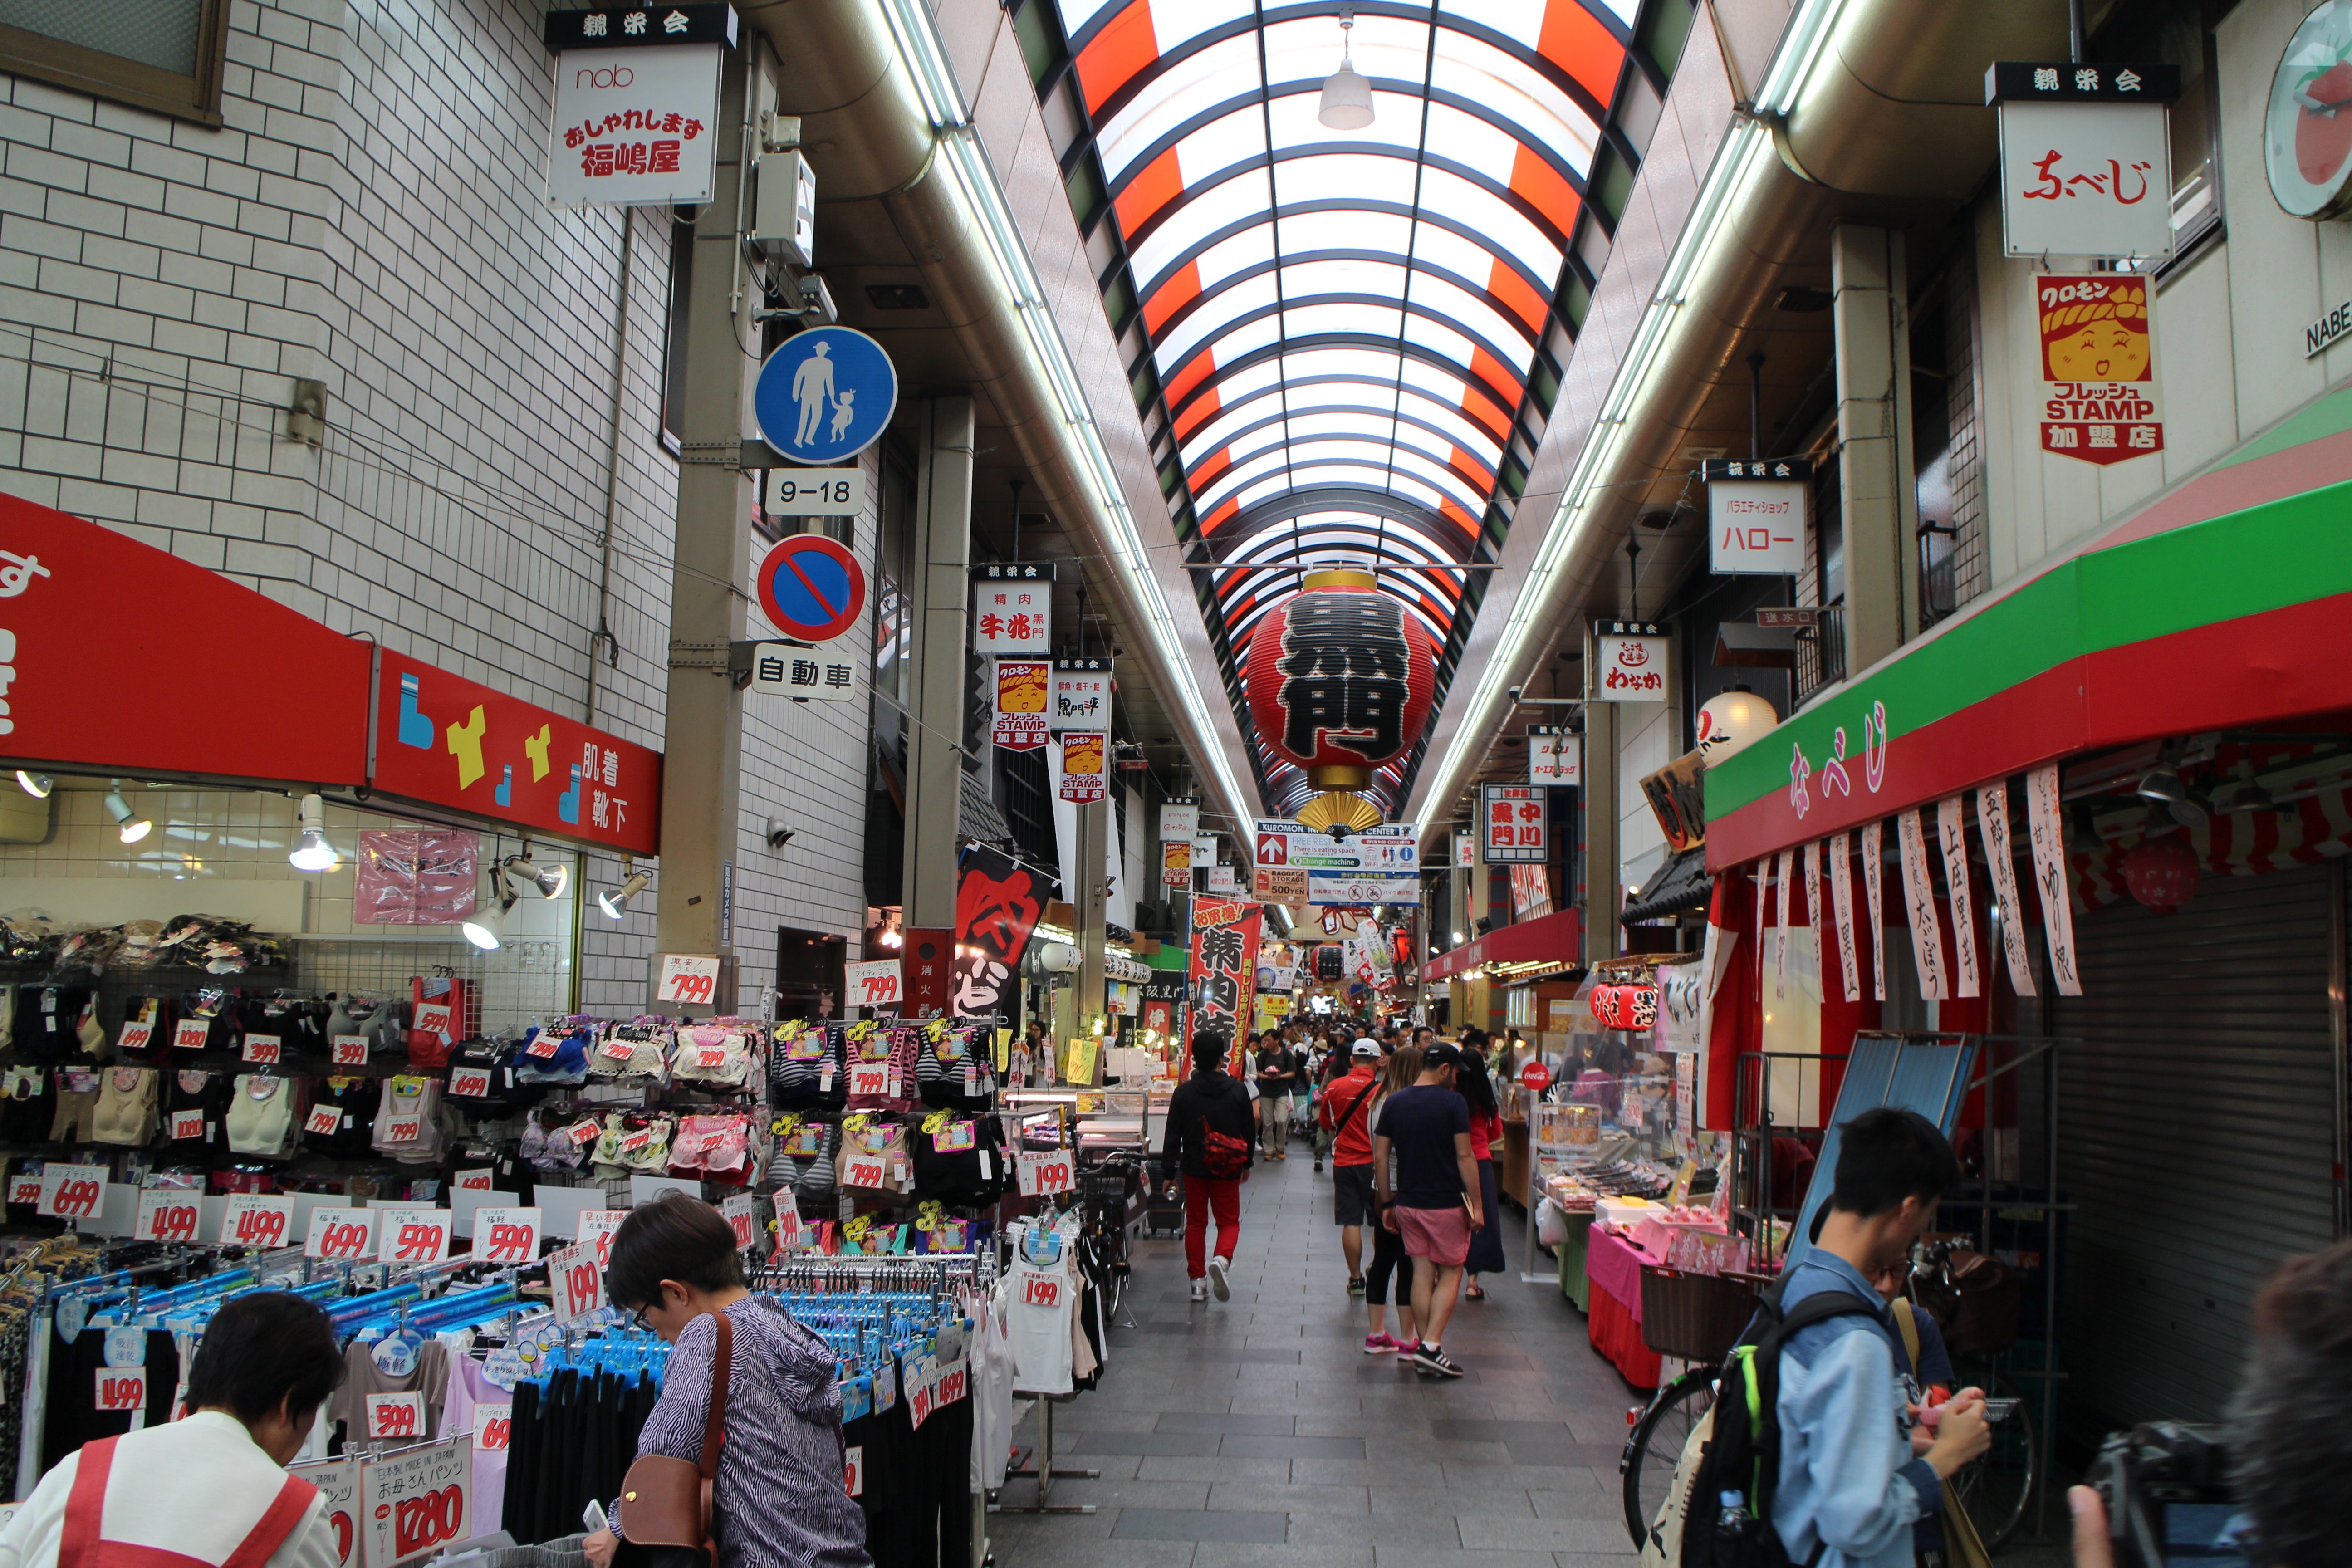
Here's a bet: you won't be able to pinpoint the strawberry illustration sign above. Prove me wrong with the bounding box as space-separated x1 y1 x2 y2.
1989 61 2178 260
2036 275 2162 465
2267 4 2352 220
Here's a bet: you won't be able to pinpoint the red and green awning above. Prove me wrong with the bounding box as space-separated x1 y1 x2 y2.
1705 387 2352 869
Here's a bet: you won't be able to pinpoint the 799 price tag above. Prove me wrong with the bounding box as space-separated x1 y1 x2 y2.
1014 1150 1073 1197
844 958 901 1009
847 1063 890 1100
655 954 721 1007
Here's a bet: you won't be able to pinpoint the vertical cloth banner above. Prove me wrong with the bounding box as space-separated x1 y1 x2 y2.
1186 901 1264 1044
2023 762 2085 996
1827 831 1860 1002
1896 809 1948 1000
1773 848 1794 999
1935 795 1981 999
1861 820 1887 1001
1975 783 2037 997
1750 857 1770 1005
952 844 1045 1019
1802 842 1823 995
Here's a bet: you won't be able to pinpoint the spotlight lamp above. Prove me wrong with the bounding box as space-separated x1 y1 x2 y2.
461 892 514 951
600 858 652 920
14 770 50 799
104 781 151 845
501 849 568 899
289 793 338 872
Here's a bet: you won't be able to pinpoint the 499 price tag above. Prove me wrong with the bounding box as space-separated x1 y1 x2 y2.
222 1193 294 1250
94 1366 146 1412
135 1190 201 1243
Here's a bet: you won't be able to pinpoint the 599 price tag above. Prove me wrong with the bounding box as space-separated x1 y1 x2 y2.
655 954 722 1007
473 1207 541 1265
365 1391 425 1439
378 1210 452 1265
1014 1150 1073 1197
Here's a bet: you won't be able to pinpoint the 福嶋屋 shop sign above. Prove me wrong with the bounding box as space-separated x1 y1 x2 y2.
544 8 741 208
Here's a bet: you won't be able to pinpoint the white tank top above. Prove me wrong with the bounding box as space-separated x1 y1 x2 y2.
89 1068 156 1146
1004 1256 1076 1396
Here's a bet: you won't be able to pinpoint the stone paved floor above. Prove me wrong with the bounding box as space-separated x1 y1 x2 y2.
980 1135 2075 1568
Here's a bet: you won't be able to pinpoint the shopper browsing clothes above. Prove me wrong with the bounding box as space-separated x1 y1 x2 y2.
1373 1042 1482 1377
1253 1031 1299 1159
0 1292 347 1568
1161 1030 1257 1301
584 1196 870 1568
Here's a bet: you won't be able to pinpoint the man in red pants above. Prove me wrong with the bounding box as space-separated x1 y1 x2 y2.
1158 1031 1256 1301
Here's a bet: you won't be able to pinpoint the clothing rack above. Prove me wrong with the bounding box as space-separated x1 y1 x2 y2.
752 1251 995 1296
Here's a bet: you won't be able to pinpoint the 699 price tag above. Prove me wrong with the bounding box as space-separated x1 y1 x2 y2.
576 1211 626 1269
305 1207 377 1262
38 1163 108 1220
1014 1150 1073 1197
655 954 722 1007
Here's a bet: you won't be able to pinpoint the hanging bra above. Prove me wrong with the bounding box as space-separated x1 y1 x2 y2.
88 1067 157 1147
224 1074 295 1156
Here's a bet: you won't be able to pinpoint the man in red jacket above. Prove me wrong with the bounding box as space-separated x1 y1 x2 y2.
1319 1039 1385 1297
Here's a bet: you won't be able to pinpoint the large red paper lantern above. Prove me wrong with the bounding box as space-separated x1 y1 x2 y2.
1245 573 1436 785
2121 836 2200 912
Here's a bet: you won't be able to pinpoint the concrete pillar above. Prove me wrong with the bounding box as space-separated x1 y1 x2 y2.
1581 698 1619 964
653 51 759 980
1074 798 1107 1082
902 397 975 929
1830 224 1920 674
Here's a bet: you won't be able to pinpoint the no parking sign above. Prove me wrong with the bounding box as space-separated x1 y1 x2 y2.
755 534 866 645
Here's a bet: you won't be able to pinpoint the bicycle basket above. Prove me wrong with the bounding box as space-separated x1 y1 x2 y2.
1637 1264 1761 1362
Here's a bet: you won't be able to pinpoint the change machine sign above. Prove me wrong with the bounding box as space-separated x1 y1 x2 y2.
755 328 898 466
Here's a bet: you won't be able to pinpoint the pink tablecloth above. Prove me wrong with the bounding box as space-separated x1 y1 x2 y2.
1584 1225 1664 1318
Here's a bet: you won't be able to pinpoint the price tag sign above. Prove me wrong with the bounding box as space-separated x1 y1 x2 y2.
454 1168 494 1192
304 1104 343 1137
8 1174 43 1207
474 1207 541 1265
169 1109 207 1141
843 1444 862 1497
936 1357 968 1407
38 1163 107 1220
289 1458 359 1568
577 1210 626 1268
566 1119 601 1147
241 1033 282 1065
222 1193 294 1250
447 1068 492 1098
844 1156 886 1190
471 1401 512 1453
383 1117 423 1145
94 1366 147 1412
548 1240 604 1323
357 1435 471 1568
379 1210 452 1265
172 1019 210 1051
412 1001 454 1042
135 1190 201 1243
365 1391 426 1440
305 1207 377 1262
654 954 722 1007
844 958 901 1010
1014 1150 1073 1197
331 1034 370 1066
847 1063 891 1100
524 1033 559 1058
117 1021 152 1054
717 1194 758 1253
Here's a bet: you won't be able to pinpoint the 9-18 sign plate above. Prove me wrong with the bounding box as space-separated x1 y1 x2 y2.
765 468 865 516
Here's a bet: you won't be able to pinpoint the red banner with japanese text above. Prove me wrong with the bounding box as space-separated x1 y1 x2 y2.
1185 900 1263 1047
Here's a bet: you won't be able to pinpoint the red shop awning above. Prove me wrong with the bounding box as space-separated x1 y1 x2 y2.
1421 905 1583 982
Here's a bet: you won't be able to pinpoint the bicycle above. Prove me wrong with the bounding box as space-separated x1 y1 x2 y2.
1076 1148 1146 1321
1908 1239 2038 1551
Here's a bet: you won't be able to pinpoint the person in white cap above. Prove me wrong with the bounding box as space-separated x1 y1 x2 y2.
1319 1038 1386 1310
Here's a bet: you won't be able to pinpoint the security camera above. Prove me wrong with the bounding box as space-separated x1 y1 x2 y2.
1506 686 1522 704
766 818 795 849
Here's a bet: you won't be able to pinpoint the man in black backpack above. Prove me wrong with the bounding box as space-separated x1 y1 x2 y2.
1757 1108 1989 1568
1159 1031 1256 1302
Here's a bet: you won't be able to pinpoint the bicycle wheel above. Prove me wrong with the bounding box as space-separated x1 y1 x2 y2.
1620 1366 1717 1548
1947 1369 2037 1551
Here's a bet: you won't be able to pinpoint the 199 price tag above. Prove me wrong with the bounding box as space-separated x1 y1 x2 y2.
94 1366 146 1412
844 958 901 1009
548 1240 604 1323
135 1190 201 1243
38 1163 108 1219
365 1391 425 1439
654 953 721 1007
222 1193 294 1250
843 1445 863 1498
379 1210 452 1265
1014 1150 1073 1197
305 1207 377 1262
474 1207 541 1265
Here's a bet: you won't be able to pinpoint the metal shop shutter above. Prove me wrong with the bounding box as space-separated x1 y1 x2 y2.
2053 864 2337 1434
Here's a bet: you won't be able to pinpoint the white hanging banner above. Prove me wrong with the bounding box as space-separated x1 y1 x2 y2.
1975 783 2038 997
2023 762 2084 996
1750 858 1769 1000
1861 820 1887 1001
1936 796 1981 999
1802 842 1823 979
1896 809 1949 1000
1827 831 1860 1002
1772 848 1794 999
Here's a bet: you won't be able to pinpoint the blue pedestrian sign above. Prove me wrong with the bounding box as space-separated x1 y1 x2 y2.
754 327 897 465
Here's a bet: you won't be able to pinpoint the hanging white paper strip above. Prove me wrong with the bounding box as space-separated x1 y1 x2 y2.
1861 820 1887 1000
1828 830 1860 1002
1773 848 1794 999
1975 783 2037 997
1802 840 1823 989
1751 859 1770 1002
1936 795 1981 999
1896 809 1948 1000
2023 762 2085 996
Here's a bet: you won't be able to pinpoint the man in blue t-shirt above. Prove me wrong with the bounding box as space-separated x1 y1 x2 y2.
1372 1042 1482 1377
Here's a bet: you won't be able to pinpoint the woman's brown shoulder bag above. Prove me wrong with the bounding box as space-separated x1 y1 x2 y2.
618 1311 733 1567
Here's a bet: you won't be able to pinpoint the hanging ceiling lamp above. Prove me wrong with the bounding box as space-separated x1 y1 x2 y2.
1318 8 1375 131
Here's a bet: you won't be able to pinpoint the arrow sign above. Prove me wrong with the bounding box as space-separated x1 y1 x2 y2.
754 534 867 645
